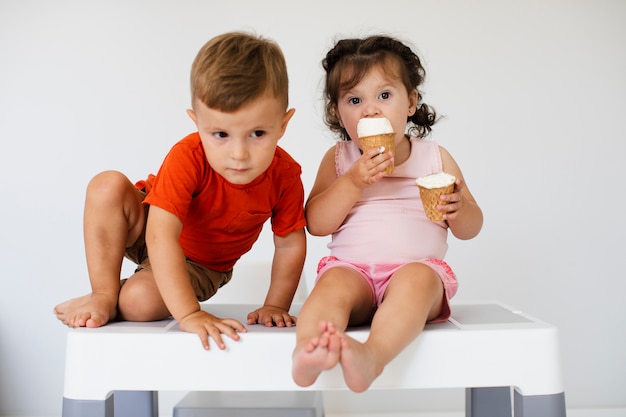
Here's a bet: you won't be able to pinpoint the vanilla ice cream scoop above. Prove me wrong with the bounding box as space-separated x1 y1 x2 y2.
357 117 394 138
415 172 456 189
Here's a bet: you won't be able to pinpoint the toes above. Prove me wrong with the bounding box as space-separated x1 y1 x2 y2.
85 313 107 328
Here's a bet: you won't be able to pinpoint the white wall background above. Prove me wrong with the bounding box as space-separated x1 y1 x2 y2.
1 0 625 416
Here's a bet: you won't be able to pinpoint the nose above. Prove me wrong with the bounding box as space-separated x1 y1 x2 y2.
362 100 381 118
230 137 249 161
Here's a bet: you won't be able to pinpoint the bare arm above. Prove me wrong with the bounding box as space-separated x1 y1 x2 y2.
306 145 393 236
247 228 307 326
145 206 246 349
145 206 198 319
438 146 483 240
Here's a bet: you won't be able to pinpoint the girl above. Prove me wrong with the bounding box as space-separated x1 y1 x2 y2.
292 35 483 392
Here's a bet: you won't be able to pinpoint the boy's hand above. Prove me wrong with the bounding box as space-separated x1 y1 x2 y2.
247 305 296 328
178 310 247 350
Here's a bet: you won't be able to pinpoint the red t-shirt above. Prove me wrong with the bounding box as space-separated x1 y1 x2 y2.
136 132 306 272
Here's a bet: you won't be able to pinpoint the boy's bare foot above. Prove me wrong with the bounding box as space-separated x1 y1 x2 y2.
292 321 342 387
54 293 117 328
337 330 382 393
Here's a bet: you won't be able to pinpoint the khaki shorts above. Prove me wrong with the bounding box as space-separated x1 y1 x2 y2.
124 190 232 302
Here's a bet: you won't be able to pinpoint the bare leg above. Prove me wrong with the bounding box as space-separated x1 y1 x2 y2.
292 267 374 387
117 268 170 321
54 171 146 328
338 262 444 392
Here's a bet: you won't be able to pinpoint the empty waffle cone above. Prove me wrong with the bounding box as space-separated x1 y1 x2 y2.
359 133 395 175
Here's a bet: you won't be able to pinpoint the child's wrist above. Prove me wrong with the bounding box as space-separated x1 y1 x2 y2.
176 306 202 323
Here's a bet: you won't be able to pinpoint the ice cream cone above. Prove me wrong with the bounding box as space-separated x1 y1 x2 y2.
357 117 396 175
359 133 396 175
415 173 456 222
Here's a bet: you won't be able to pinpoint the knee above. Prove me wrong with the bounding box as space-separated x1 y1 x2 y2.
394 263 442 292
118 279 167 322
313 268 373 306
86 170 131 205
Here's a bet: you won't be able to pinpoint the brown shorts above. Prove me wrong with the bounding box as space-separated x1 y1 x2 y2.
124 190 232 302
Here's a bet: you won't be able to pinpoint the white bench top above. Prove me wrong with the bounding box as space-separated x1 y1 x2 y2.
63 302 564 400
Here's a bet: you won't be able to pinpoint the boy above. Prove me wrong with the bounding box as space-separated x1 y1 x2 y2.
54 32 307 350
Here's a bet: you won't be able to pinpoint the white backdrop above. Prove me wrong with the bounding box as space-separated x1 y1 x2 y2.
1 1 625 416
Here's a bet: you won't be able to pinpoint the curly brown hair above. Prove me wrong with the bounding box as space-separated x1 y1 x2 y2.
322 35 437 141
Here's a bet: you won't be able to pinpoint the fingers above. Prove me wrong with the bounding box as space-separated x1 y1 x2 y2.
248 310 297 327
352 148 393 186
364 145 388 158
194 320 244 351
179 313 246 351
364 148 393 172
222 318 247 333
209 322 239 350
196 329 212 351
246 311 259 325
439 183 464 219
267 312 296 327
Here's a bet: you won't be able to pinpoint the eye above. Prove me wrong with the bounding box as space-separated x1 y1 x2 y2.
251 130 266 138
379 91 391 100
213 131 229 139
348 97 361 105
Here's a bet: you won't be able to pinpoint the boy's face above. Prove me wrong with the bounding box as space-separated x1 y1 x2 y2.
188 94 295 185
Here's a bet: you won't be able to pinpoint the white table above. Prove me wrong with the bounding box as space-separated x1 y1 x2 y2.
62 302 566 417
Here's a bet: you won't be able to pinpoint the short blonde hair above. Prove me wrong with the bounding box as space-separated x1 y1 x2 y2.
190 32 289 112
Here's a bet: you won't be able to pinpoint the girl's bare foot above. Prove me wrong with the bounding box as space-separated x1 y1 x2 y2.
54 292 117 328
337 331 383 392
292 321 342 387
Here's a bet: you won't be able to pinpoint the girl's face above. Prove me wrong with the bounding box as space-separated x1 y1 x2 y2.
335 64 418 149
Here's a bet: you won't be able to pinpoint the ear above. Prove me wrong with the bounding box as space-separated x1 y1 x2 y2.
408 89 419 115
279 108 296 137
333 105 344 127
186 108 198 126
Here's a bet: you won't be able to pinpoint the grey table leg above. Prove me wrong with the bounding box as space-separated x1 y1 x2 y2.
62 394 114 417
62 391 157 417
514 390 566 417
466 387 512 417
113 390 158 417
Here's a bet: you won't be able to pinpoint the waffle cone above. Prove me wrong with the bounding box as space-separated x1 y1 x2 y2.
417 183 455 221
359 133 395 175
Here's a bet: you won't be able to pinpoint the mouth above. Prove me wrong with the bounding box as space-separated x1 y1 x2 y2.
228 167 250 174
